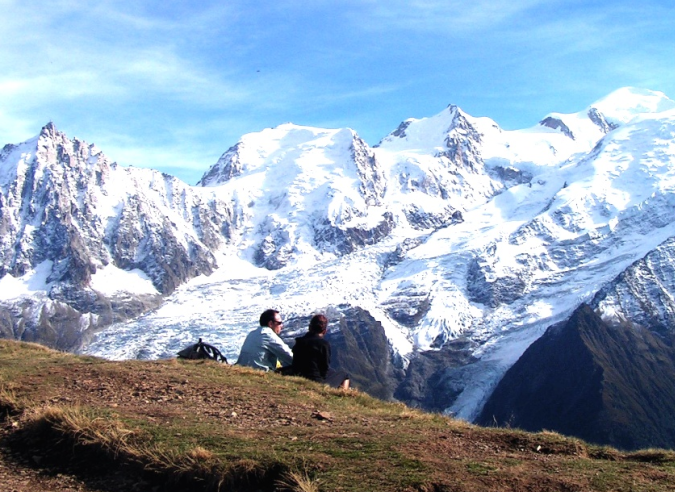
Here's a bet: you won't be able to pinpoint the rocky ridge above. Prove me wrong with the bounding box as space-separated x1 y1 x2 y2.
477 304 675 450
0 124 235 350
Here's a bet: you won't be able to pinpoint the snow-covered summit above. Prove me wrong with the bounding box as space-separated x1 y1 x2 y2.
195 123 391 269
590 87 675 124
0 122 240 349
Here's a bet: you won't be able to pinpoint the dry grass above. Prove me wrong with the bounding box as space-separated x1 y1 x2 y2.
0 386 22 415
627 448 675 463
1 339 675 492
18 402 284 491
30 405 136 450
276 469 321 492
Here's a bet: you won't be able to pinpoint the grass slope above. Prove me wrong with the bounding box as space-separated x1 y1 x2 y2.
1 339 674 492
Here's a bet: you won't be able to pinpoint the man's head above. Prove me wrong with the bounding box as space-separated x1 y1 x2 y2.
308 314 328 335
260 309 284 334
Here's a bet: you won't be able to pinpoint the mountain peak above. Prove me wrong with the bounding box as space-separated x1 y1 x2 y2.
376 103 472 150
590 87 675 124
39 121 61 139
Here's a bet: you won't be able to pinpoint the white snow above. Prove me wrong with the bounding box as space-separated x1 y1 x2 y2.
89 264 159 296
0 261 52 300
592 87 675 124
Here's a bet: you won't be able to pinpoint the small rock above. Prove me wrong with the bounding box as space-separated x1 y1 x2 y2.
311 410 333 422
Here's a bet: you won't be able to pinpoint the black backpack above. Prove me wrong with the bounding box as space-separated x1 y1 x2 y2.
177 338 228 363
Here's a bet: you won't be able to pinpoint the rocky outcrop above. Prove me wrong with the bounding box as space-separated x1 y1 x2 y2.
539 116 575 139
402 205 463 231
591 237 675 337
440 106 485 173
313 212 395 256
328 305 404 400
0 123 236 350
587 108 619 134
477 304 675 451
395 338 479 411
351 135 386 206
197 142 245 186
466 257 527 308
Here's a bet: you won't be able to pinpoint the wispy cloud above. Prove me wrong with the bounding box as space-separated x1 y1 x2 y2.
1 0 674 182
349 0 547 33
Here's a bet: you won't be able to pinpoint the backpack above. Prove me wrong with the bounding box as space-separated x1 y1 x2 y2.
177 338 228 363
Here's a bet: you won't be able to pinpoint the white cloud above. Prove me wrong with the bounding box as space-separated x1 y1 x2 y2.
350 0 547 33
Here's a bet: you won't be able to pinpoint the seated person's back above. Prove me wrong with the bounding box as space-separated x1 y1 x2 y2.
292 330 330 382
291 314 349 389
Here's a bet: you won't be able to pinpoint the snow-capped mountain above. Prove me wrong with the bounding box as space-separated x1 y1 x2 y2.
3 87 675 449
197 125 391 268
0 123 236 349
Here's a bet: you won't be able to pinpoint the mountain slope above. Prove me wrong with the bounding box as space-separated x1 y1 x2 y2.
477 304 675 450
0 124 236 350
3 89 675 452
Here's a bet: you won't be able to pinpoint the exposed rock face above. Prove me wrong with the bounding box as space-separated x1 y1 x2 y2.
477 304 675 451
587 108 619 134
329 305 404 400
539 116 575 139
351 135 386 206
490 166 533 188
402 205 463 231
0 123 236 350
313 212 395 256
382 286 431 328
197 142 246 185
382 119 413 142
466 257 527 308
440 106 485 173
395 338 479 411
591 237 675 337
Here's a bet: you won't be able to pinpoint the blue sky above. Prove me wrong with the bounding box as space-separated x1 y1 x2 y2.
2 0 674 184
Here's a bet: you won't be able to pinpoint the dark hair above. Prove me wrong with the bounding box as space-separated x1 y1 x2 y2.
260 309 279 327
308 314 328 334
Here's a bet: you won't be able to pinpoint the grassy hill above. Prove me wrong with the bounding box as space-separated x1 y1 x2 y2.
1 340 674 492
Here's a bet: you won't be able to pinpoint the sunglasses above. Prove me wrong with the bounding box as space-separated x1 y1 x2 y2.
272 320 284 325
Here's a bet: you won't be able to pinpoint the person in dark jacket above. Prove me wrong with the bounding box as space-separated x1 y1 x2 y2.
291 314 350 389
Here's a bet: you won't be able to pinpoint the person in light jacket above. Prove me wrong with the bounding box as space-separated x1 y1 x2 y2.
236 309 293 371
